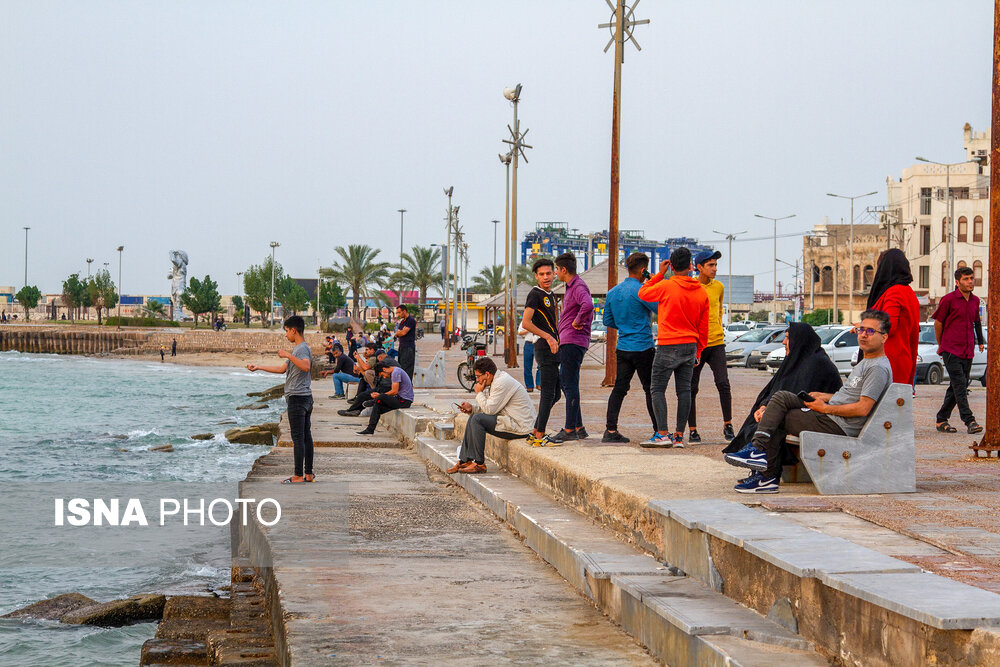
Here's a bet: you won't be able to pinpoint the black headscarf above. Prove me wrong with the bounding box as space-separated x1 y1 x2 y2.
723 322 843 454
866 249 912 310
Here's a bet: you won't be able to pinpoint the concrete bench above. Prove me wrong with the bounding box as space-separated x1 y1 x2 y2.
783 382 915 495
413 350 446 388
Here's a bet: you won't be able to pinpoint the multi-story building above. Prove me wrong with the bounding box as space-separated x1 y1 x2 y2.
885 123 989 301
802 221 887 323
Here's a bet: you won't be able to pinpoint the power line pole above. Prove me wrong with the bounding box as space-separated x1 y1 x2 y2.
599 0 648 386
713 229 746 324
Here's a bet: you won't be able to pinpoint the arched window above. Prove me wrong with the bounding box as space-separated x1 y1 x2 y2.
942 261 949 287
974 215 984 242
863 265 875 288
853 265 861 291
958 260 968 268
942 217 949 243
974 260 984 287
958 216 968 242
821 266 833 292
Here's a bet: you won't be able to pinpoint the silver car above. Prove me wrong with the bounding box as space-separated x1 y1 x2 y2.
726 327 786 368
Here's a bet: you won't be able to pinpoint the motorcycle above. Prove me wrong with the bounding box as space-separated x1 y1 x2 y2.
457 330 489 391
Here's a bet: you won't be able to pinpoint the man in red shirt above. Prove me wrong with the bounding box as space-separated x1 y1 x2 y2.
933 266 985 434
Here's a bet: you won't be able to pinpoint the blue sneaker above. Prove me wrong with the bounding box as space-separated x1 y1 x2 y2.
640 433 673 449
724 443 768 471
734 471 779 494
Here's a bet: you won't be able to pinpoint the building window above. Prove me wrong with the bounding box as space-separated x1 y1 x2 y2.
958 216 968 242
942 217 949 243
919 265 930 289
921 225 931 255
974 260 983 286
958 260 968 269
920 188 932 215
821 266 833 292
974 215 984 242
853 265 861 291
942 261 949 287
863 265 875 288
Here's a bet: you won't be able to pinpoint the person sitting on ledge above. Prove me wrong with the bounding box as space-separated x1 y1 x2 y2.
724 309 893 494
356 362 414 435
320 346 358 399
447 357 537 475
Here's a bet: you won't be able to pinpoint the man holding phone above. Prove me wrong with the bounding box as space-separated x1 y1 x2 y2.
520 258 561 445
724 309 894 493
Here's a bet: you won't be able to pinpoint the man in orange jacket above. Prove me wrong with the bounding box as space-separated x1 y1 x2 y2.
637 247 709 448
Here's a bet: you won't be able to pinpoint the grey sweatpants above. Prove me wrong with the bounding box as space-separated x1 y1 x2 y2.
460 413 524 464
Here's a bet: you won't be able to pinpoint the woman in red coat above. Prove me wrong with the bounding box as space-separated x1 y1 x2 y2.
865 249 920 384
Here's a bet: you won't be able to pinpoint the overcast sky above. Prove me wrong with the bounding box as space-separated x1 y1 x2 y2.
1 1 993 295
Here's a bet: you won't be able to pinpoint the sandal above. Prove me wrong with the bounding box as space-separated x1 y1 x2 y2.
304 474 315 482
968 422 984 434
282 476 307 484
935 422 957 433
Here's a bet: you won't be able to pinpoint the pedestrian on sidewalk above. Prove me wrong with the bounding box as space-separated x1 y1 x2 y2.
601 252 658 443
247 315 314 484
933 266 985 434
544 253 592 444
356 362 414 435
724 310 892 494
519 326 542 392
393 304 417 380
688 250 734 443
637 247 709 448
448 357 537 474
170 338 177 357
865 249 919 385
520 258 562 445
320 346 358 398
159 345 165 362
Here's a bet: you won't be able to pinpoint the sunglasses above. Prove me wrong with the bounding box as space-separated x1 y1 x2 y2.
853 327 885 336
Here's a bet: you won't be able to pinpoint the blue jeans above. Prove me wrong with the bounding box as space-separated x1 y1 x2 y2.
559 343 586 431
332 372 359 395
523 341 542 389
650 343 697 434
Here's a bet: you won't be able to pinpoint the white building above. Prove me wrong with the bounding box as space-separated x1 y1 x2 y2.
885 123 989 301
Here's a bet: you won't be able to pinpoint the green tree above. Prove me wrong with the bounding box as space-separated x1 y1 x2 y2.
398 246 440 321
276 276 309 315
471 265 504 295
243 257 284 326
748 309 771 323
181 275 222 328
801 308 843 326
322 245 391 320
142 299 167 319
86 270 117 325
61 273 88 321
231 295 245 323
312 281 346 321
15 285 41 321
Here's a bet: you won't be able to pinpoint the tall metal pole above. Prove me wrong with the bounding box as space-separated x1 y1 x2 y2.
237 271 244 326
602 0 625 386
828 191 877 322
451 214 460 336
713 230 747 324
462 242 469 331
508 95 520 368
492 219 500 267
947 166 955 286
981 0 1000 452
23 227 30 288
443 188 453 349
116 245 124 330
754 214 795 323
501 153 512 363
397 209 406 307
269 241 279 327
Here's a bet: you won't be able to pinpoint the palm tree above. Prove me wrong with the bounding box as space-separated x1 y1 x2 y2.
322 245 391 319
398 246 441 321
471 265 504 295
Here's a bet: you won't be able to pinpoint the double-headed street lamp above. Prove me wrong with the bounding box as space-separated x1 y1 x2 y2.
827 190 877 321
269 241 280 327
753 213 795 323
712 229 746 323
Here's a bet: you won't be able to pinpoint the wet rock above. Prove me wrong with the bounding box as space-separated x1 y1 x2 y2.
190 433 213 440
224 424 278 445
149 444 174 452
110 434 128 440
216 419 237 425
155 618 229 641
248 383 284 401
2 592 96 621
139 637 208 665
61 593 166 626
236 402 268 411
162 595 230 621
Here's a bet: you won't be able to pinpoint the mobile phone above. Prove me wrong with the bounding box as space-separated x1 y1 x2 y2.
797 391 814 403
453 402 463 410
641 268 651 281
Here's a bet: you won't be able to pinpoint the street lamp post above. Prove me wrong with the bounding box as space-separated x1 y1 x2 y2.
916 157 970 292
443 189 454 349
236 271 244 326
492 219 500 267
712 229 747 324
827 190 878 322
397 209 407 306
116 246 124 330
501 84 531 368
499 152 512 359
269 241 280 328
86 258 94 319
754 213 796 323
22 227 30 288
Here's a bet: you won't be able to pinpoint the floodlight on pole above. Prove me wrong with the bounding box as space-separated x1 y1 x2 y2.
827 190 878 322
269 241 280 327
501 84 531 368
754 213 796 324
712 229 747 323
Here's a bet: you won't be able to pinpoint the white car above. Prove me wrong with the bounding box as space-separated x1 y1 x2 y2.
914 323 987 385
765 325 858 375
724 322 754 343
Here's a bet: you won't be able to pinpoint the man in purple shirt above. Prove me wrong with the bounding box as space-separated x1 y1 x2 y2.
547 252 593 443
934 265 986 434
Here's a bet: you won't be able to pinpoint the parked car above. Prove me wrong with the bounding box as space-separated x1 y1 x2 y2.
726 327 786 368
765 325 858 375
590 321 607 343
724 322 754 343
745 329 787 370
915 323 987 385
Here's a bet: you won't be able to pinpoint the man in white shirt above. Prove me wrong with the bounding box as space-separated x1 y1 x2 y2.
447 357 537 474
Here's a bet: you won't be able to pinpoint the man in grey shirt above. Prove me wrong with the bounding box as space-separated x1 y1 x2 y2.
725 309 893 494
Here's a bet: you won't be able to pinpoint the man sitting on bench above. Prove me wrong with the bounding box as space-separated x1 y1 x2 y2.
725 309 893 494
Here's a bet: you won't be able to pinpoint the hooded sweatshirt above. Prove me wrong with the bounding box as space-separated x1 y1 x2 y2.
637 272 709 356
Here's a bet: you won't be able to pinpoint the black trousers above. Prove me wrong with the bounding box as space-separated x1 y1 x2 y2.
398 345 415 381
606 348 657 432
559 343 586 430
751 391 845 477
367 394 412 430
532 341 561 433
688 343 732 428
286 395 314 477
936 352 976 425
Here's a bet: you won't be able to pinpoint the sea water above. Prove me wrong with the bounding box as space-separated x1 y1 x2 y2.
0 351 285 666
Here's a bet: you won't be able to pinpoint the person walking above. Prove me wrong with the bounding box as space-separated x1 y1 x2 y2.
393 304 417 380
638 247 709 448
865 249 920 385
601 252 658 443
519 326 542 392
171 338 177 357
934 266 986 434
159 345 166 362
688 250 734 443
447 357 537 474
521 258 561 445
546 253 593 444
247 315 315 483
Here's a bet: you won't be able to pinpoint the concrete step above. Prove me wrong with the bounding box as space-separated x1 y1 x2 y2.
415 435 830 667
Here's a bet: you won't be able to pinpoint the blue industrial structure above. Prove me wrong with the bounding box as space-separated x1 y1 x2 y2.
521 222 715 270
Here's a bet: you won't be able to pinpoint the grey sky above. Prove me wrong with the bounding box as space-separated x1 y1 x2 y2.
1 1 993 296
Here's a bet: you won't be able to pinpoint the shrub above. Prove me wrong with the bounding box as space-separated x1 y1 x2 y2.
104 316 181 328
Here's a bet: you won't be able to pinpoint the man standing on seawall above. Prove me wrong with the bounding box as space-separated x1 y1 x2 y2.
688 250 734 443
638 247 709 448
547 253 593 444
394 304 417 380
934 266 986 435
521 258 562 445
602 252 658 443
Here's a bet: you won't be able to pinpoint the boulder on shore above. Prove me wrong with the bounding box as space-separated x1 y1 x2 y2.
247 383 284 401
2 592 96 621
190 433 213 440
236 402 268 411
224 423 279 445
149 444 174 452
60 593 166 627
